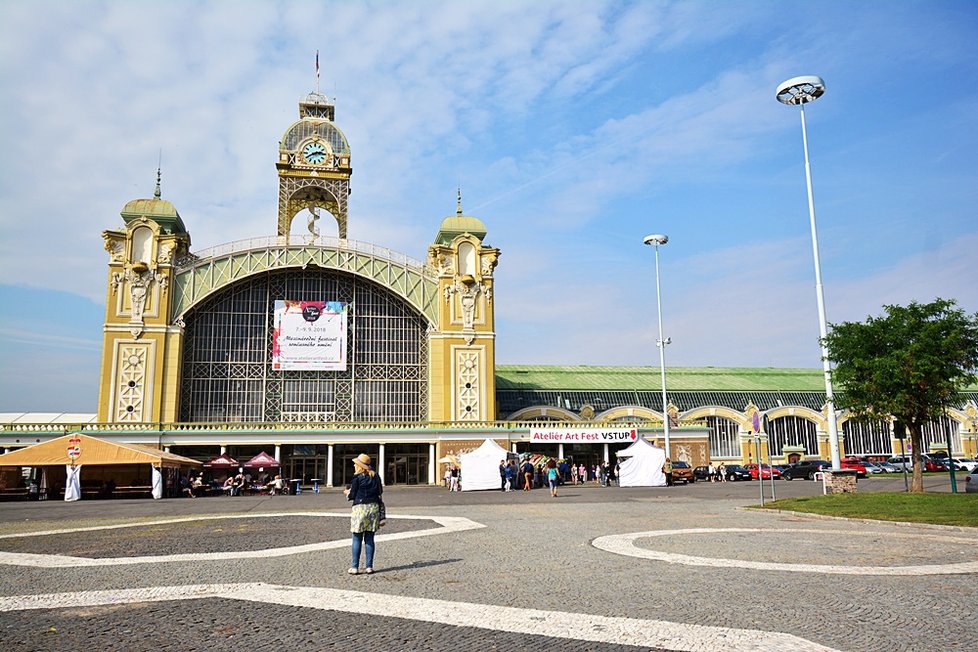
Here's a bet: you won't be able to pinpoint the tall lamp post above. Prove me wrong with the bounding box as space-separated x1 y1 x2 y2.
644 234 671 458
776 75 841 472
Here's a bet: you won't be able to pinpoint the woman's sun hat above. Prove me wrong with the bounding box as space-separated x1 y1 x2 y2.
353 453 372 471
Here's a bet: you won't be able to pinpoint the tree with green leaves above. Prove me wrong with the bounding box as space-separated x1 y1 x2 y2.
823 298 978 493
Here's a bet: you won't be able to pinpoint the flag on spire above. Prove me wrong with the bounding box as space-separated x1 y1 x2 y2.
316 50 320 88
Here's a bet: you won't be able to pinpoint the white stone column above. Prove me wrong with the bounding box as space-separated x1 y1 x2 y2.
428 443 436 485
164 446 170 453
603 443 609 464
511 442 518 453
327 444 334 488
378 444 386 484
558 443 564 459
274 444 281 462
220 445 226 455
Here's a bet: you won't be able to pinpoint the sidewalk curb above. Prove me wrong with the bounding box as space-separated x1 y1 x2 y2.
740 506 978 533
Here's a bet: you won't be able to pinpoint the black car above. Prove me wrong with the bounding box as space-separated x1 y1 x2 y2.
782 460 832 480
721 464 752 481
693 466 712 481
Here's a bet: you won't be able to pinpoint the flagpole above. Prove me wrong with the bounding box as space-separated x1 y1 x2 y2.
316 50 320 95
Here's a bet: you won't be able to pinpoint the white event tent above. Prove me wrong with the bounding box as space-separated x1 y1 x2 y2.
460 438 517 491
616 437 667 487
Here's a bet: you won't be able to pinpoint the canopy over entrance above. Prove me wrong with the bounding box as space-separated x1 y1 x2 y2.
0 434 200 468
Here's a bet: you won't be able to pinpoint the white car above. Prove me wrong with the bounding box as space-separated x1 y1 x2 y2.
966 467 978 493
949 458 978 472
886 455 914 471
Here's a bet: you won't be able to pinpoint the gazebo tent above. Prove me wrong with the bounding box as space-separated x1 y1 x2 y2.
616 437 667 487
0 433 200 500
203 453 238 468
460 438 517 491
242 451 280 469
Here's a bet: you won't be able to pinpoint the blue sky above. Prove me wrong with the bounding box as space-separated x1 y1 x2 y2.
1 1 976 412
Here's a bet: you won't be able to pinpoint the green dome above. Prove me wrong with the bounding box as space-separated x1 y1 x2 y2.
434 192 487 245
120 197 186 234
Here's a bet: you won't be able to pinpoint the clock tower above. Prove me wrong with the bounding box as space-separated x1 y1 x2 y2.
277 92 353 240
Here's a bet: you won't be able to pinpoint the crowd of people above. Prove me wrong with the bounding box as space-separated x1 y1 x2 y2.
179 470 286 497
442 458 623 494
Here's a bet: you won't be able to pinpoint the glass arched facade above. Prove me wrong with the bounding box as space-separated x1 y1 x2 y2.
179 268 428 423
767 416 819 457
706 416 741 458
842 419 891 456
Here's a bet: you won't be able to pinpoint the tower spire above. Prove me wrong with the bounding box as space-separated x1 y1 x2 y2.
154 150 162 199
456 187 463 216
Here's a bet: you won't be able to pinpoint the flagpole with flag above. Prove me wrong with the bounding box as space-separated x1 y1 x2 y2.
316 50 320 94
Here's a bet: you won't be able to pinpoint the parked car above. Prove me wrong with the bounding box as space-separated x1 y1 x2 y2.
947 458 978 472
887 455 914 471
693 466 712 481
840 458 869 478
671 460 694 484
875 460 901 473
773 464 792 475
744 463 781 480
966 467 978 493
721 464 752 481
924 457 950 472
782 460 832 481
858 460 884 474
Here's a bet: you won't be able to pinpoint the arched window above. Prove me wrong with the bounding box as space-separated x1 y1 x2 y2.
767 416 819 456
842 419 891 456
131 227 154 264
921 416 961 453
706 416 740 458
458 242 476 277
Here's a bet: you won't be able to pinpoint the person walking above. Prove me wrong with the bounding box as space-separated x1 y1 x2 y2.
546 459 559 497
663 457 674 487
449 465 460 491
499 460 507 492
343 453 383 575
504 460 516 491
708 463 716 483
718 462 727 483
570 463 578 485
578 463 586 484
521 458 534 491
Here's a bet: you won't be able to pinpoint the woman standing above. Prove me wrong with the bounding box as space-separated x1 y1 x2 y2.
343 453 383 575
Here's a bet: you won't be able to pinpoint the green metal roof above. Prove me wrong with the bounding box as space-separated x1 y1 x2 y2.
497 366 829 392
496 365 978 392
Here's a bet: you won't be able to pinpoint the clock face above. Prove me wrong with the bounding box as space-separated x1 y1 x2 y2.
302 141 329 165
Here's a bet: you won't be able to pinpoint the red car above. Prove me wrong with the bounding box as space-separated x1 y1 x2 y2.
744 463 781 480
840 458 868 478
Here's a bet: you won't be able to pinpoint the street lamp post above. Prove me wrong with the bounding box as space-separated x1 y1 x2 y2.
776 75 841 472
644 234 671 459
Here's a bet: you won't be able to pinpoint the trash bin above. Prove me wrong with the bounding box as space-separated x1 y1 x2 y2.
291 479 301 495
312 478 321 493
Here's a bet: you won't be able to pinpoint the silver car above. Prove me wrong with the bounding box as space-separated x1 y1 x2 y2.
966 467 978 493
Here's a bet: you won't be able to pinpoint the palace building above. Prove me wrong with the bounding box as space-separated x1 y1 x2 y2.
2 91 977 488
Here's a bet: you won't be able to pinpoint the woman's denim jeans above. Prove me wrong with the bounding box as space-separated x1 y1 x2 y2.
351 531 375 569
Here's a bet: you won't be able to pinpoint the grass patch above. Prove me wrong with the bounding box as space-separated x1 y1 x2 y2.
754 492 978 527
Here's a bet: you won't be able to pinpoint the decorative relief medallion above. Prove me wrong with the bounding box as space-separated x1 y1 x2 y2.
116 344 147 422
455 349 481 421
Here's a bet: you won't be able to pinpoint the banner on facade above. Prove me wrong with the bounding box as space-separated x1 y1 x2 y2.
272 300 348 371
529 428 638 443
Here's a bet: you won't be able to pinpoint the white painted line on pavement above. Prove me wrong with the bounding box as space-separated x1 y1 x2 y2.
0 582 841 652
593 528 978 575
0 513 484 568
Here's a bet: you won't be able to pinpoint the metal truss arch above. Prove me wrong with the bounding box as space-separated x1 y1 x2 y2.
172 236 438 325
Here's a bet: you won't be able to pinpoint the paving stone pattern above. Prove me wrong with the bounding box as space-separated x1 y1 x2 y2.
0 479 974 651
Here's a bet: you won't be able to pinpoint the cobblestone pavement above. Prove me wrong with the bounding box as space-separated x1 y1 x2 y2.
0 477 975 651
